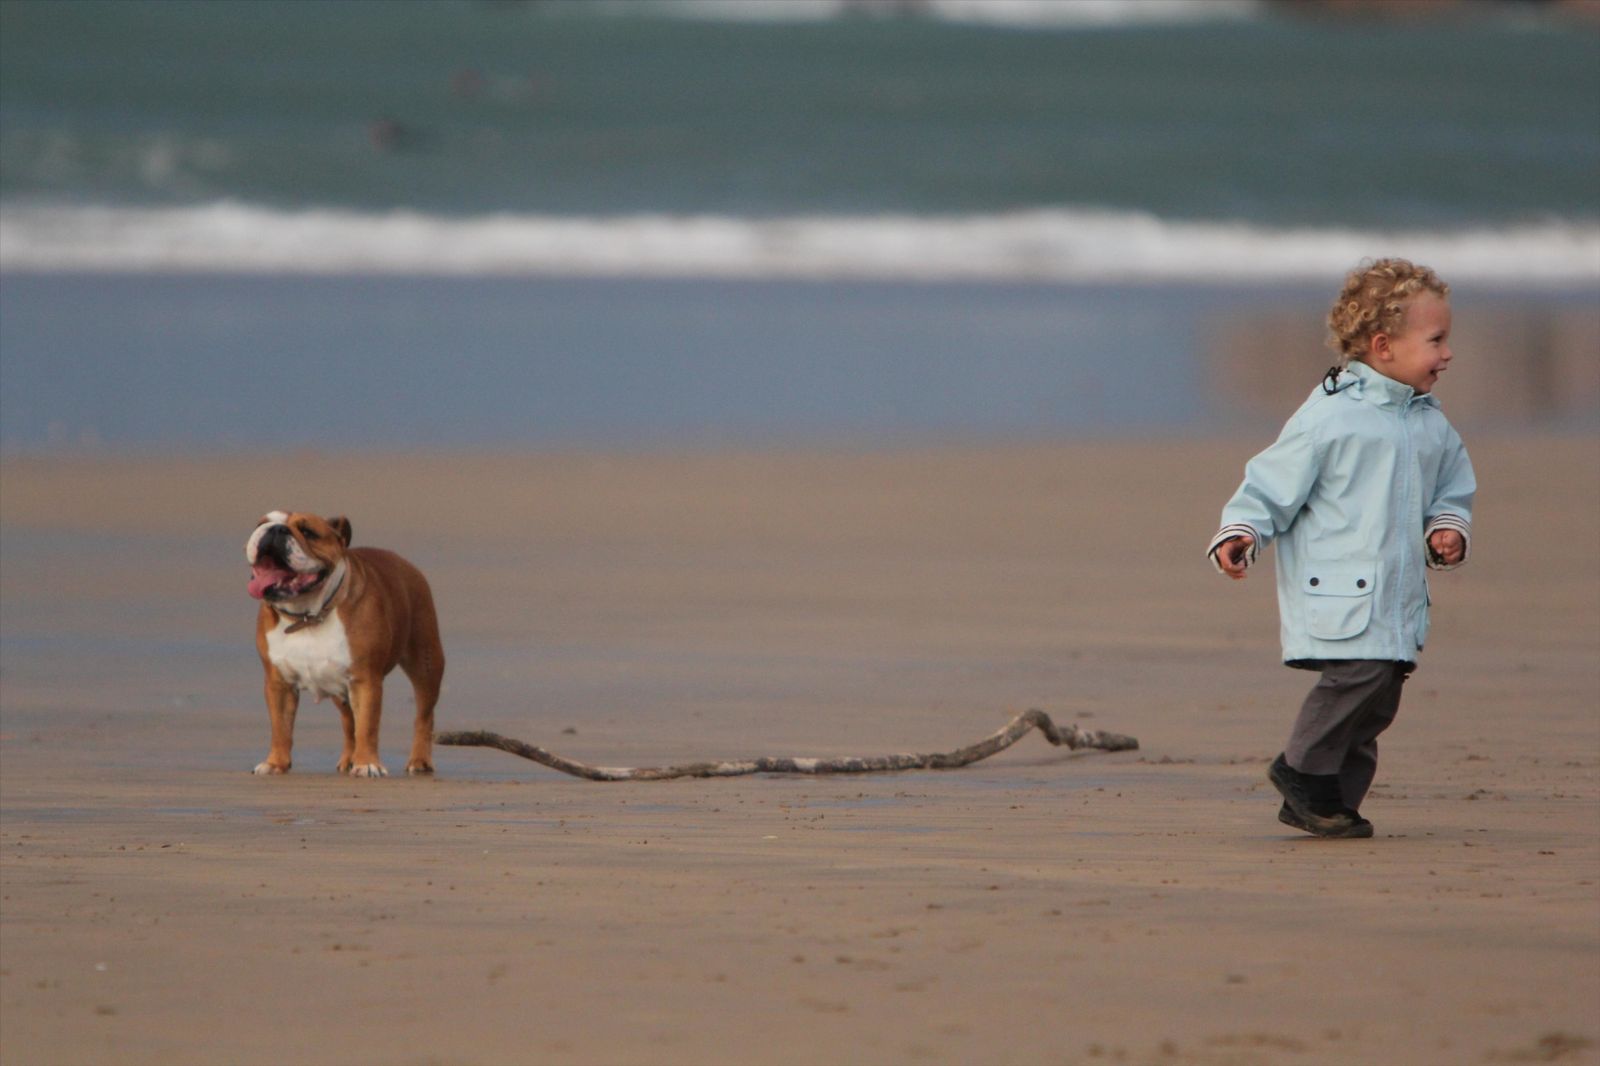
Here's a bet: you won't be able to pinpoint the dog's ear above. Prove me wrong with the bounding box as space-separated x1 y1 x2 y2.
329 516 352 546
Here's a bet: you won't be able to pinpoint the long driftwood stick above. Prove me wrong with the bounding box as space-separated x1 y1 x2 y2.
434 709 1136 781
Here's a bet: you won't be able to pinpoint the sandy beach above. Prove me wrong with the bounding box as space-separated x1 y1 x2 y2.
1 437 1597 1066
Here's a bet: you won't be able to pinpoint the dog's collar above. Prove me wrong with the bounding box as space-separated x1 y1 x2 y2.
277 561 347 634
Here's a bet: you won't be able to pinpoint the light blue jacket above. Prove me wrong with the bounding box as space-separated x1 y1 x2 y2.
1208 361 1475 664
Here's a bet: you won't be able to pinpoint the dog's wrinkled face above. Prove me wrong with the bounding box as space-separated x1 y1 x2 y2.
245 510 352 602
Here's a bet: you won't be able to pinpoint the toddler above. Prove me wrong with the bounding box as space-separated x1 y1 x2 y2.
1208 258 1475 838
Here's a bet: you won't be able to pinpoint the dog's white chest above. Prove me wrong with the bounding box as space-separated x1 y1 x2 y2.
266 614 353 702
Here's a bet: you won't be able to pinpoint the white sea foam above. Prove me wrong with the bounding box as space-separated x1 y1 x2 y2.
2 201 1596 285
597 0 1262 26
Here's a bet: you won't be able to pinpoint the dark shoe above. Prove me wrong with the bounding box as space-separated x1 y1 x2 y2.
1269 753 1359 835
1277 801 1374 839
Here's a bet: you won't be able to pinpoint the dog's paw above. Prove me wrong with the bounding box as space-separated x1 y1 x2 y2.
347 762 388 778
252 761 289 775
405 760 434 776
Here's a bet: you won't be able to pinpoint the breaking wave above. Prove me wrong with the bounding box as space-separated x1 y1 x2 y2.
2 201 1595 285
572 0 1263 27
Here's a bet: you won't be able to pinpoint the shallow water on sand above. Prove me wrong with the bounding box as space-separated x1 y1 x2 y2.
3 274 1595 456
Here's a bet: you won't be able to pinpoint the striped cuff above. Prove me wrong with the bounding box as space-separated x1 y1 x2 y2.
1424 513 1472 570
1207 523 1261 574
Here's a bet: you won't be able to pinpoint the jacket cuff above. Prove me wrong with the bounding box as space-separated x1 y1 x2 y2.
1424 513 1471 570
1207 523 1261 574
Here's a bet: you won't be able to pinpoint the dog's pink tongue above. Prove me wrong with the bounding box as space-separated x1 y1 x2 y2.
248 562 292 599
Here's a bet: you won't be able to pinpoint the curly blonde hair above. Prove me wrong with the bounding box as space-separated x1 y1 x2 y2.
1327 258 1450 364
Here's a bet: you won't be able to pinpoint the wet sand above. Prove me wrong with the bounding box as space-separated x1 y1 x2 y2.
2 438 1597 1066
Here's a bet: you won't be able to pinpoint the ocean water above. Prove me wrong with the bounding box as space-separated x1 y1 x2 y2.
1 0 1597 451
3 0 1598 279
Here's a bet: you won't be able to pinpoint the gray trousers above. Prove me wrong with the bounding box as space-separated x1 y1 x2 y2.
1285 659 1413 809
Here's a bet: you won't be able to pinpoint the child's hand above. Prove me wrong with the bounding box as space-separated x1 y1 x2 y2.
1215 535 1254 580
1428 528 1465 566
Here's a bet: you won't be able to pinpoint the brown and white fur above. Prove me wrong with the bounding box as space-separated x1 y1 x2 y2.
246 511 444 777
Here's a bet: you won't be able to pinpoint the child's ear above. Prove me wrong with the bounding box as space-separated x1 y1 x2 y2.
1368 331 1393 363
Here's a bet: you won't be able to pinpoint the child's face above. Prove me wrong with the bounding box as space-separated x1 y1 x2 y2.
1371 292 1453 394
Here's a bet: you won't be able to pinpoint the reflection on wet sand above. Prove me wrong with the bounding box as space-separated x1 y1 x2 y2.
1205 299 1600 429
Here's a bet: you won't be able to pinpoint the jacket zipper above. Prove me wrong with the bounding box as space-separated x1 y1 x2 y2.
1396 397 1416 659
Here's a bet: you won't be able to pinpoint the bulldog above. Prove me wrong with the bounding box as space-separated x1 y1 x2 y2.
246 511 444 777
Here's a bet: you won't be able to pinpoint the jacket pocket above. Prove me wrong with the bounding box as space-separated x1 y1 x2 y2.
1302 562 1377 641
